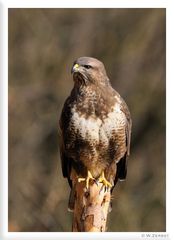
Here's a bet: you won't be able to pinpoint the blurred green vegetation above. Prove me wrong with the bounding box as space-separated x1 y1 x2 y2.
8 8 166 232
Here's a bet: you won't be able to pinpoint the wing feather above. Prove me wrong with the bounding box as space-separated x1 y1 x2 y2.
114 92 132 180
59 97 72 187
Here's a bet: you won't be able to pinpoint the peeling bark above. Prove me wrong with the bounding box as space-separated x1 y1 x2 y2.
72 180 111 232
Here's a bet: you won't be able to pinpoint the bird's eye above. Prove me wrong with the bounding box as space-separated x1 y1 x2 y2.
83 65 92 69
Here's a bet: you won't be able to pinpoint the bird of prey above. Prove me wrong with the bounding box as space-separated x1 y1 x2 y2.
59 57 132 210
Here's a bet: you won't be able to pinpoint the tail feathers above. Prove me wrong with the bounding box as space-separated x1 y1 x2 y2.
68 188 75 212
108 201 112 213
117 155 127 180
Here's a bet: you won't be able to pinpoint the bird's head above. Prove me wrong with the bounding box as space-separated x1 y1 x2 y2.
71 57 110 87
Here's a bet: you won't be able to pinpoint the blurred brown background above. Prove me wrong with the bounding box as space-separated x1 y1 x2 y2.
8 8 166 232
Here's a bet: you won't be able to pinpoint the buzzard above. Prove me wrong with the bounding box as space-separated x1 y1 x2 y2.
59 57 132 210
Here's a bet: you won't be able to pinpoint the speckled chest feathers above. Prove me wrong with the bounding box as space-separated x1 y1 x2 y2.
62 83 127 178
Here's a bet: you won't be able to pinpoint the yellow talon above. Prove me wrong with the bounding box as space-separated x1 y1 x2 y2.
98 171 112 188
78 170 94 189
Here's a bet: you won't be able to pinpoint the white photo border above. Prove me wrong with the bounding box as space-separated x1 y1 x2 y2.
1 0 173 240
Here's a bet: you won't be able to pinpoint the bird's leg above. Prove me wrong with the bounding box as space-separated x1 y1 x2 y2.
78 170 95 189
98 171 112 189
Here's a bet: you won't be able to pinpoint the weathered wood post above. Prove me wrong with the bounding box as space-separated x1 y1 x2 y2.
72 180 111 232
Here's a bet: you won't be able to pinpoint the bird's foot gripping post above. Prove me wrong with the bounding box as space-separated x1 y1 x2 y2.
72 172 112 232
78 170 95 189
98 171 112 189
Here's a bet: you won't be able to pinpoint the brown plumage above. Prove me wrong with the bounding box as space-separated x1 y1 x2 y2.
59 57 132 210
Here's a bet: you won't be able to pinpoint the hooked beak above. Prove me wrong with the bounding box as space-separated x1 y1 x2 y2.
71 63 80 74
